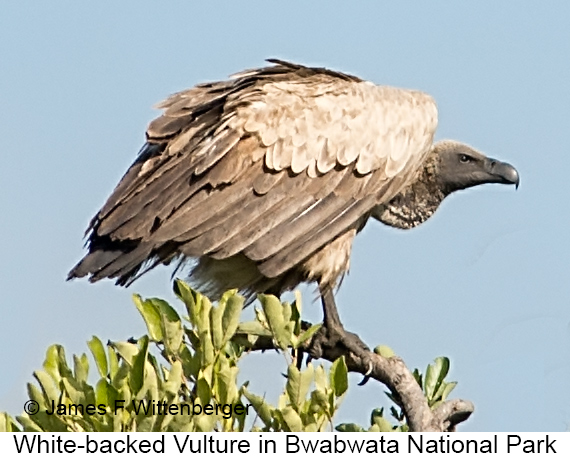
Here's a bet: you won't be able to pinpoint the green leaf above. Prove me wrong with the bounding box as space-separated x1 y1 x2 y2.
371 407 394 431
242 388 273 426
27 383 47 410
133 295 164 342
258 294 290 349
194 412 216 432
61 376 85 405
173 280 198 325
314 365 328 392
291 294 302 334
303 422 319 432
254 307 268 327
413 368 422 388
282 303 292 324
222 293 244 343
110 341 138 366
43 345 62 384
33 370 60 404
73 354 89 384
0 413 20 432
280 406 303 432
95 379 117 408
285 365 301 407
196 297 214 364
330 357 348 397
200 336 215 367
424 364 436 399
55 346 73 378
424 357 450 401
374 345 395 358
236 321 272 337
164 361 183 396
129 336 149 395
178 344 199 380
294 323 321 348
434 357 450 382
173 278 194 302
136 359 159 402
87 336 108 378
210 302 225 350
299 364 314 405
439 381 457 402
151 299 184 354
214 358 235 405
107 346 119 380
336 423 365 432
198 295 213 330
16 414 43 432
258 294 284 327
196 377 212 406
258 294 281 319
309 389 329 412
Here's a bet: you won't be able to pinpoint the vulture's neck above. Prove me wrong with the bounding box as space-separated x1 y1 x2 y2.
372 152 446 230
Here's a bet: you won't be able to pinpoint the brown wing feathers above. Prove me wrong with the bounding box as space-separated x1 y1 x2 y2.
69 60 438 290
211 167 350 259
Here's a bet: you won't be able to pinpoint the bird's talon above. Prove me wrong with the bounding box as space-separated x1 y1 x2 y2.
357 360 374 385
365 360 373 376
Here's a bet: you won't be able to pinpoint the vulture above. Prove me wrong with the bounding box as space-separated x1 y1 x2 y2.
69 59 519 356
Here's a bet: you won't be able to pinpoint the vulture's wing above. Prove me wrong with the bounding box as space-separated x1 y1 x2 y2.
70 60 438 285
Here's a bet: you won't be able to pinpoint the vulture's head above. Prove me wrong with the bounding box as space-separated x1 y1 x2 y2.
435 140 520 194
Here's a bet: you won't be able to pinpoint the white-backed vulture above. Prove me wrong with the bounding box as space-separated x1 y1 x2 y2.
69 60 519 356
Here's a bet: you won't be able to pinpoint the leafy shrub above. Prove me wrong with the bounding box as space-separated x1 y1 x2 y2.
0 281 456 432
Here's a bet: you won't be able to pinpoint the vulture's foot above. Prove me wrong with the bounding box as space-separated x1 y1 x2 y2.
306 288 374 382
306 320 373 384
307 322 369 357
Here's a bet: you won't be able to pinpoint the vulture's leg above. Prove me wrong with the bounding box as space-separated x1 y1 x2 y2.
321 288 342 328
307 288 370 362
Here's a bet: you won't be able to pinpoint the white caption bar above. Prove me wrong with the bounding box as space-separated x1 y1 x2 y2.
0 432 565 456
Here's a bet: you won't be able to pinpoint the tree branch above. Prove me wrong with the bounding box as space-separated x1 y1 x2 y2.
232 325 474 432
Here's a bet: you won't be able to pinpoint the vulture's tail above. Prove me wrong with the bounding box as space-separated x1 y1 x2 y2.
67 238 161 286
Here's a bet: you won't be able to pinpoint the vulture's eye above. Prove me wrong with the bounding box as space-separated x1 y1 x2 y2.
459 154 473 163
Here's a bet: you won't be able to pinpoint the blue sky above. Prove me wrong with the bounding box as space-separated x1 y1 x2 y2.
1 1 569 431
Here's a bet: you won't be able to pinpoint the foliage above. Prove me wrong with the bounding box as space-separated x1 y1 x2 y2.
0 281 456 432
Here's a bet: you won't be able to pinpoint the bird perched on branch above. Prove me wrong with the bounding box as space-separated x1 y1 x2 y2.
69 59 519 357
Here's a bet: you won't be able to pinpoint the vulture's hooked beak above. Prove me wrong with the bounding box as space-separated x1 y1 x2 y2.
486 158 520 189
